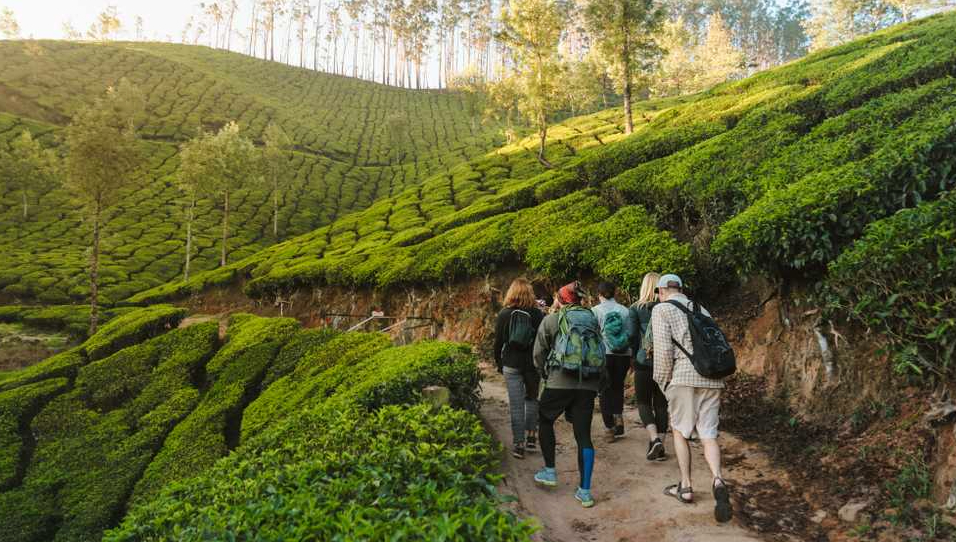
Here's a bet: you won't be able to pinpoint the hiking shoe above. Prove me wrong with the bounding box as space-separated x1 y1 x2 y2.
614 424 625 439
647 438 666 461
714 479 733 523
512 444 525 459
534 467 557 487
526 434 537 451
575 487 595 508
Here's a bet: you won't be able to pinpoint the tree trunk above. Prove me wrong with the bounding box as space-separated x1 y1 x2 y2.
221 191 229 266
537 117 552 168
623 77 634 134
270 9 276 61
89 206 101 336
184 197 194 281
273 178 279 237
21 191 27 220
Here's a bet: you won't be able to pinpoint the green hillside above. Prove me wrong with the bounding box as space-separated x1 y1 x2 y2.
0 306 530 541
139 13 956 371
0 40 500 304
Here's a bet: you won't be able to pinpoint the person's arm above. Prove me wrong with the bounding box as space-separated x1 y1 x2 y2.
533 315 554 376
493 311 506 372
652 305 675 387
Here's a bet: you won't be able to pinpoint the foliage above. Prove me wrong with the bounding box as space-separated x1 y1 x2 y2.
0 130 58 221
497 0 567 163
0 323 217 542
106 404 534 542
0 40 501 304
82 305 188 361
0 378 68 489
825 191 956 378
582 0 665 133
0 305 135 339
0 307 522 541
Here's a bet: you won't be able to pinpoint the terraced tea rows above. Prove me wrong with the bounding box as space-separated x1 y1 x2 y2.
0 40 501 304
137 14 956 373
0 306 529 542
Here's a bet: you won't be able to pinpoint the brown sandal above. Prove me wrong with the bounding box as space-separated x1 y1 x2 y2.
664 482 694 504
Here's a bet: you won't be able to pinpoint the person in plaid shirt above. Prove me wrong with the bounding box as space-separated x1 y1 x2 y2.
651 274 733 523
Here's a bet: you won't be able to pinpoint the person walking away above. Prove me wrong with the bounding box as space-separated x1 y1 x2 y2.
494 277 546 459
652 274 735 523
533 281 606 508
591 281 632 443
629 272 669 461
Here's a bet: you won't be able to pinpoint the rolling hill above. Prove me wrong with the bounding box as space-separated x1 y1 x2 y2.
0 40 501 304
136 12 956 372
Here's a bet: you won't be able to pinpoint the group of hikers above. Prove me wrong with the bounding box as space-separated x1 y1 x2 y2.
493 273 736 523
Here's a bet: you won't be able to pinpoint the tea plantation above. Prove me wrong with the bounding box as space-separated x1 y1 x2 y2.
0 305 532 541
0 40 501 304
137 13 956 374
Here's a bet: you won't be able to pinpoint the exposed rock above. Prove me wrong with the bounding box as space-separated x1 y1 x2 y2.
810 510 828 524
838 500 870 523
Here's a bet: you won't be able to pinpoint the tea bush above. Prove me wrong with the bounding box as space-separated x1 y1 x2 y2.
138 13 956 305
0 323 218 542
0 378 68 489
825 191 956 377
0 39 503 304
82 305 188 361
106 404 534 542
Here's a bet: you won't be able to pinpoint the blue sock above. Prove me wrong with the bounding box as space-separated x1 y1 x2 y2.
580 448 594 490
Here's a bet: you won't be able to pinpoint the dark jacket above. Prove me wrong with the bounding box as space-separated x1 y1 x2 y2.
493 306 545 371
629 302 657 368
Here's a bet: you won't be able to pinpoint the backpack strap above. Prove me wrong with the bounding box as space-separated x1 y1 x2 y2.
665 300 694 360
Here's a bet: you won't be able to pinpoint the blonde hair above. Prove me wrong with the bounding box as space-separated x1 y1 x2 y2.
504 277 536 309
636 272 660 308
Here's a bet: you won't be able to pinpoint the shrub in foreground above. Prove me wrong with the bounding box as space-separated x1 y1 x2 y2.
106 404 535 542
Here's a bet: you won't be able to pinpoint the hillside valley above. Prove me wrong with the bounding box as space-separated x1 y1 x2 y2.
1 10 956 542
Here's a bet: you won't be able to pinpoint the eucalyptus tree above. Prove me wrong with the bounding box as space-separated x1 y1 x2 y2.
65 79 144 334
583 0 665 134
262 122 293 237
207 122 260 267
0 7 20 39
0 130 59 221
497 0 566 166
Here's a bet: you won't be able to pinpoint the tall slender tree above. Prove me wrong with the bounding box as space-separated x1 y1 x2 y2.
176 130 216 282
87 6 123 41
65 79 144 334
583 0 665 134
262 123 293 237
208 122 259 267
497 0 566 166
0 130 59 221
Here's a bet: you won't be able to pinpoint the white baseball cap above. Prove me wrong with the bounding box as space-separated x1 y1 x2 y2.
657 274 683 289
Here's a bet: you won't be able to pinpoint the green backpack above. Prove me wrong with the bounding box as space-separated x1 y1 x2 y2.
548 306 606 377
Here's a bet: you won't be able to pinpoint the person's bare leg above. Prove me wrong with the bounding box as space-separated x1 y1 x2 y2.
701 438 723 483
672 429 693 498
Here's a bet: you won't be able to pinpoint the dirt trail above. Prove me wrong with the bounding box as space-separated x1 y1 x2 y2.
480 366 773 542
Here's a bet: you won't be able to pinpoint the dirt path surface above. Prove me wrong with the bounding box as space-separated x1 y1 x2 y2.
480 367 771 542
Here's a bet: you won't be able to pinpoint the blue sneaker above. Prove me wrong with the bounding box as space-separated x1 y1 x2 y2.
575 487 595 508
534 467 557 487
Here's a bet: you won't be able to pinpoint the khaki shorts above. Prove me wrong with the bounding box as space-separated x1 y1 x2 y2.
665 385 721 439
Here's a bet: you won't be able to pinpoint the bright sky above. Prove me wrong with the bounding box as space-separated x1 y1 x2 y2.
4 1 210 41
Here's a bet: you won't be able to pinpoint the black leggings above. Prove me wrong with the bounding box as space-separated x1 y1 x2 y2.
599 354 631 428
634 366 668 432
538 388 596 478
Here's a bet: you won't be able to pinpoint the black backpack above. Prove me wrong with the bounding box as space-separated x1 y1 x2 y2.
667 300 736 379
504 309 537 353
